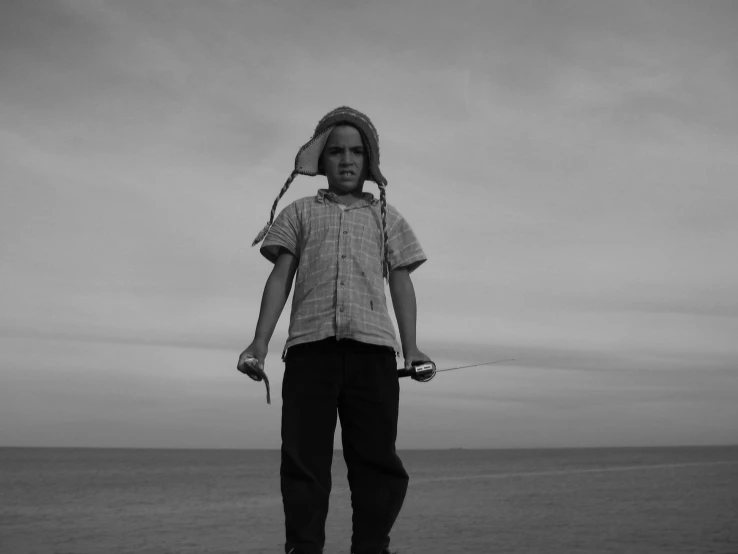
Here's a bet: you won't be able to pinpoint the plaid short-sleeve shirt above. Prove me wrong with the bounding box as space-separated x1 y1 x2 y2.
260 188 426 356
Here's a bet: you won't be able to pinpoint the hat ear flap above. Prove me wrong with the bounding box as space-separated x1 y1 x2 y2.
295 127 334 176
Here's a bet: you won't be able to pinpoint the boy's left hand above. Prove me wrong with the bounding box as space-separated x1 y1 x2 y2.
403 347 431 370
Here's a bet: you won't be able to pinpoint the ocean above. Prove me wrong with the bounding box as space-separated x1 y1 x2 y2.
1 446 736 554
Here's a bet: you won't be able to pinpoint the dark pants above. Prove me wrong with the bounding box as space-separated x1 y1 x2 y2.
281 338 409 554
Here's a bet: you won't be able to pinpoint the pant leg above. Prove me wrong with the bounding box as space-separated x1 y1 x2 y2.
337 341 409 554
281 340 342 554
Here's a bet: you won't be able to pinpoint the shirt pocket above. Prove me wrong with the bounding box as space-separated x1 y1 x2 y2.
357 224 385 286
359 223 383 265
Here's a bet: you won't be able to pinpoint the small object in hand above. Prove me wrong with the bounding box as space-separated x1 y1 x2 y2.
245 356 271 404
411 361 436 382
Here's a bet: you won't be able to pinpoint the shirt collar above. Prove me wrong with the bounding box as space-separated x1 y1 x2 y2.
316 188 379 208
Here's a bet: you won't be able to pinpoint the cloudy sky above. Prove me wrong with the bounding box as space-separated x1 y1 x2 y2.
1 0 737 449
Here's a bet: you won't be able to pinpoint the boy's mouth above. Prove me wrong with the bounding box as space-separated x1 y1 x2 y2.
339 170 354 176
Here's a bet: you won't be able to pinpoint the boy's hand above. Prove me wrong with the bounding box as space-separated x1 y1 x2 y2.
405 348 435 383
237 340 268 381
237 340 272 405
404 348 434 382
404 347 430 370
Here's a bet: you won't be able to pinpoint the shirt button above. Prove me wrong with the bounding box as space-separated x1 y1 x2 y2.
339 307 345 312
343 231 348 235
341 254 347 258
340 281 345 286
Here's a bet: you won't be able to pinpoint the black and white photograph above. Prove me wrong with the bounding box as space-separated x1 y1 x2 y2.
1 1 737 553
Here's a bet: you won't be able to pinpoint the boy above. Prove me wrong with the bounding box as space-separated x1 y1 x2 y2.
237 106 430 554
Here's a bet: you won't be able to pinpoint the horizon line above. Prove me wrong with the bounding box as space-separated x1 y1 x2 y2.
2 444 736 451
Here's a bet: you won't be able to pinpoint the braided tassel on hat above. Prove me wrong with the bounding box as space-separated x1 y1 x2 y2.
377 182 390 280
252 170 298 246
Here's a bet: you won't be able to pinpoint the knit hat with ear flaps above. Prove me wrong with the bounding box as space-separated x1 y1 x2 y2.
294 106 386 185
252 106 392 278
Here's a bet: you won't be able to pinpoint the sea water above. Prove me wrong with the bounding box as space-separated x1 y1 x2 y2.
1 447 737 553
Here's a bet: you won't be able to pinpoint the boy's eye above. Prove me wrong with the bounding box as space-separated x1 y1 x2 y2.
327 148 363 155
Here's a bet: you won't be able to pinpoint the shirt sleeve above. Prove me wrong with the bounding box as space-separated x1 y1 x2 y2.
259 202 300 263
387 210 427 274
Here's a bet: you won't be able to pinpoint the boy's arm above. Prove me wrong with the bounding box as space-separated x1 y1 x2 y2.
253 249 298 344
238 249 298 376
389 267 430 368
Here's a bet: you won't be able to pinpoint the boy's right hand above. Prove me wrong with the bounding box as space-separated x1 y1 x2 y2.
237 340 268 381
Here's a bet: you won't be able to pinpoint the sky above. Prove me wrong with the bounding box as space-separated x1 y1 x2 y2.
1 0 737 449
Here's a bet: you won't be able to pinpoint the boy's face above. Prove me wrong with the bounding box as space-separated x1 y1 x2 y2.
320 125 367 195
